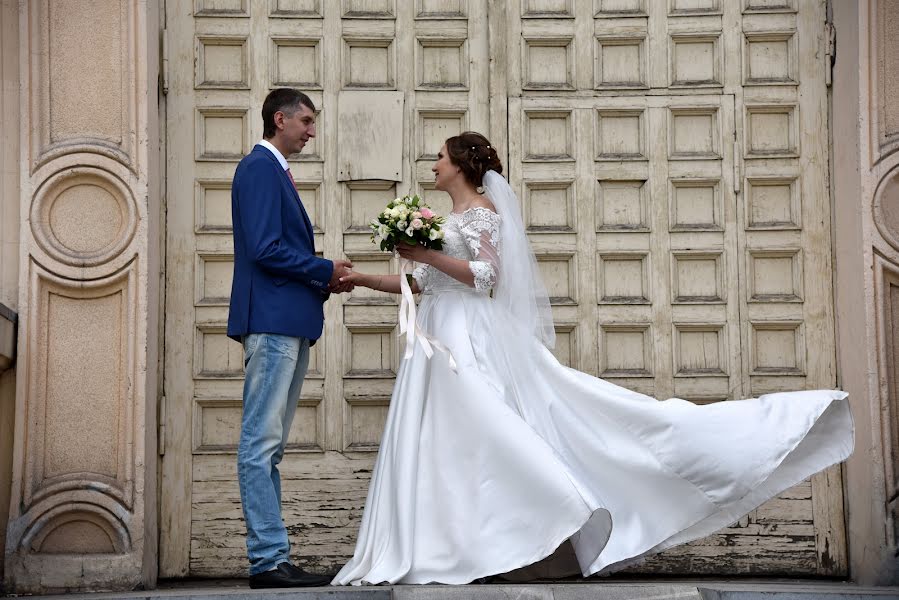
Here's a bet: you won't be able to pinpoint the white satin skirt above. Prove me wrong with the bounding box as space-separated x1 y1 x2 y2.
332 290 854 586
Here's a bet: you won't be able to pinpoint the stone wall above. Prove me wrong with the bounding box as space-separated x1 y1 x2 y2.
0 0 20 586
832 0 899 586
2 0 159 593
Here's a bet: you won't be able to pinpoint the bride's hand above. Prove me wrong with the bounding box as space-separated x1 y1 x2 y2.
396 242 433 264
338 269 371 288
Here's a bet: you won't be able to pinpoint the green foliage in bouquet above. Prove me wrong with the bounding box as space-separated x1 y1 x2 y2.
370 195 446 253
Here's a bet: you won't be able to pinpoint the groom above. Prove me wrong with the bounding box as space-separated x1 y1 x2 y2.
227 88 351 588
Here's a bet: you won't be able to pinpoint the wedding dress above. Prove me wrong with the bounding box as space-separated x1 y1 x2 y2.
331 174 854 586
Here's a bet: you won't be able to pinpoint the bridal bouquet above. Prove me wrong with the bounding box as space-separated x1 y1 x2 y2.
370 195 445 253
370 195 455 370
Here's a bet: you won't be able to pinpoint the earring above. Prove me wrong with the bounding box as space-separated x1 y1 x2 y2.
476 185 485 194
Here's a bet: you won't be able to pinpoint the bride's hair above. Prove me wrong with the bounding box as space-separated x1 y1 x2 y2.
445 131 503 187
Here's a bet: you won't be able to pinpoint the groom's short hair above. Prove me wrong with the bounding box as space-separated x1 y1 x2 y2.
262 89 316 138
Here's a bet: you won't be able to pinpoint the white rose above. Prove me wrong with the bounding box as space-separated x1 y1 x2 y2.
397 220 407 230
428 228 440 240
411 218 423 230
378 224 389 237
411 211 422 219
405 226 415 236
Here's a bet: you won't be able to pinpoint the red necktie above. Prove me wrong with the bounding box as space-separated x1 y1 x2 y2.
285 167 298 191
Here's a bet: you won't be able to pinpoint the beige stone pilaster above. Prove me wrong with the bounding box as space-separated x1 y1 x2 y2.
0 0 21 585
3 0 158 593
0 0 18 313
832 0 899 586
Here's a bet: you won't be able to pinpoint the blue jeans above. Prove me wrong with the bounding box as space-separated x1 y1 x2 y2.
238 333 310 575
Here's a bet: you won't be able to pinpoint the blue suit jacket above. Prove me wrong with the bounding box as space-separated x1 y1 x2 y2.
227 144 333 343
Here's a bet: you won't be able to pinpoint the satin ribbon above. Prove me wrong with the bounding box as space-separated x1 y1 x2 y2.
398 257 458 372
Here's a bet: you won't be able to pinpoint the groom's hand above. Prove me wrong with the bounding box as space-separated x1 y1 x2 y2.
328 280 355 293
328 259 355 293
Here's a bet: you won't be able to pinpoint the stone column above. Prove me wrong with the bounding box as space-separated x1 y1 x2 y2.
3 0 159 593
832 0 899 586
0 0 21 583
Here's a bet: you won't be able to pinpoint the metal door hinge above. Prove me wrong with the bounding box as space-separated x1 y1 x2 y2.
825 22 836 87
158 394 166 456
732 95 741 195
161 29 170 95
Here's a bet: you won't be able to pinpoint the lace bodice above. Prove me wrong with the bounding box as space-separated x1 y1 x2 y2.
412 207 501 295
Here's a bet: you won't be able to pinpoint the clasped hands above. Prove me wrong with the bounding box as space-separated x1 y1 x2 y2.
328 259 355 293
334 243 433 291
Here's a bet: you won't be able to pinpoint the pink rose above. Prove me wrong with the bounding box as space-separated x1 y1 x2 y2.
420 207 434 219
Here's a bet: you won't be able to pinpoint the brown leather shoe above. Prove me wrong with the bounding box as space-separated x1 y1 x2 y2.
248 562 331 588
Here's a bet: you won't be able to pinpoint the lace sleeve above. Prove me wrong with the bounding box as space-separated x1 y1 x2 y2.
459 207 501 292
411 263 432 292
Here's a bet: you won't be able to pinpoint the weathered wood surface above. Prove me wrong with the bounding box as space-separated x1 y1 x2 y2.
190 453 373 576
635 482 818 575
188 453 819 577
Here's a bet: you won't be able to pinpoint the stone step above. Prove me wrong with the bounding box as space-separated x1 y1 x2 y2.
393 583 702 599
16 582 899 600
697 583 899 600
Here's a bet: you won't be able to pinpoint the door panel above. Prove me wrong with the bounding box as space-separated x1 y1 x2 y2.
504 0 843 575
162 0 490 576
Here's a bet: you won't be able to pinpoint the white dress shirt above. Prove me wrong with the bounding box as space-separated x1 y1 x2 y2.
258 139 288 171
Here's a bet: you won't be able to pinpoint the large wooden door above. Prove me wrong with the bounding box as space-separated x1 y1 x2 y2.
161 0 845 578
504 0 844 574
160 0 492 577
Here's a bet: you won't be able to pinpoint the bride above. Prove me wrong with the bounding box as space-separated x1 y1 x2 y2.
331 131 854 586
